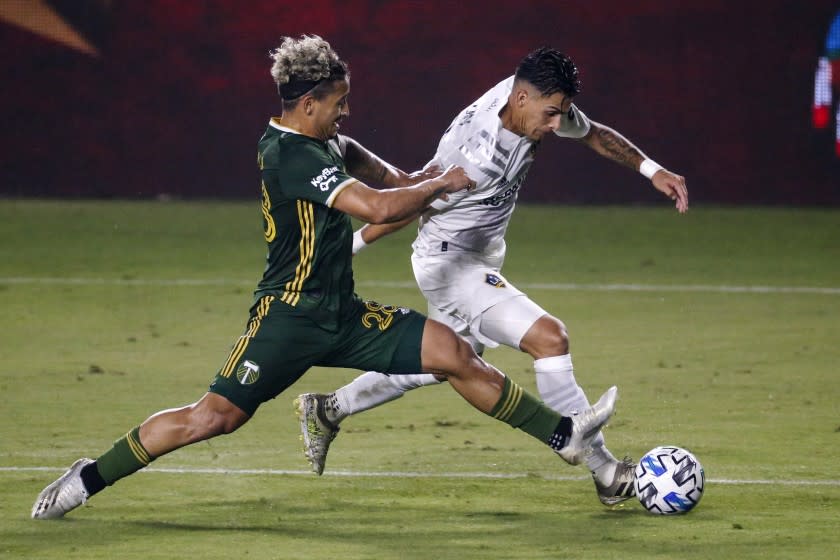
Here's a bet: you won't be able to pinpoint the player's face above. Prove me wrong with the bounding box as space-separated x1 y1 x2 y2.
521 90 573 141
312 77 350 139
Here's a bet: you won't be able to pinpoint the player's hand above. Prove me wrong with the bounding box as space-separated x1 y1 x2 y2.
651 169 688 214
406 163 444 185
439 165 476 194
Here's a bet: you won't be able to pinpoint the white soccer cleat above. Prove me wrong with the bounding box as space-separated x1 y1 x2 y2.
31 458 94 520
594 456 637 506
294 393 339 475
555 386 617 466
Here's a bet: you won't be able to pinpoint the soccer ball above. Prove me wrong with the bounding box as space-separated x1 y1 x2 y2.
634 446 705 515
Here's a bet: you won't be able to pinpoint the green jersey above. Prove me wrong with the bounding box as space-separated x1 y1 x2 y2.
255 119 359 331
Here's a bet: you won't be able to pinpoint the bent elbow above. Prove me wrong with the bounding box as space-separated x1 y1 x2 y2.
351 190 412 224
363 207 389 225
364 201 401 225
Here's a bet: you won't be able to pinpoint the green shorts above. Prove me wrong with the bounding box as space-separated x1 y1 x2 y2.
208 295 426 416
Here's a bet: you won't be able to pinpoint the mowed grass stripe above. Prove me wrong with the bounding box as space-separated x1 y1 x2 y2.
2 276 839 295
3 466 839 486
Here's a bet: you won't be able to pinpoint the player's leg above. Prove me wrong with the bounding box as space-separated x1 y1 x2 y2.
294 305 489 475
478 296 635 505
318 308 482 425
294 305 475 475
303 299 616 473
32 295 313 519
295 365 450 475
305 247 488 428
419 318 617 464
31 392 250 520
442 266 621 472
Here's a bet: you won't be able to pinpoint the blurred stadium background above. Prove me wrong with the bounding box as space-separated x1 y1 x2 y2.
3 4 840 558
1 0 838 204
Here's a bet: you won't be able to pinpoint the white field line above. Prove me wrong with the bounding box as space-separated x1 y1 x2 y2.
2 276 839 295
2 465 839 486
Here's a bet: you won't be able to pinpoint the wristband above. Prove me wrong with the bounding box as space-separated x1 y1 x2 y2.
352 229 368 255
639 158 664 179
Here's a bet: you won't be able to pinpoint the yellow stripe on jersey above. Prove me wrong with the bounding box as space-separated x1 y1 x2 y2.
261 182 276 242
220 296 275 378
126 430 151 465
281 200 315 306
493 382 523 422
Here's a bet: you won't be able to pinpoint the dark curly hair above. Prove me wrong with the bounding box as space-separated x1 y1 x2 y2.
514 47 581 97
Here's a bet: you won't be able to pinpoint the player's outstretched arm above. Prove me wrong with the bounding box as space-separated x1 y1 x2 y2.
341 136 447 253
342 136 409 187
343 136 441 188
580 121 688 213
352 219 414 255
332 165 474 225
350 163 446 253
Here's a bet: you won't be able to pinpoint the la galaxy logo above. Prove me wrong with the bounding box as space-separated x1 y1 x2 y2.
485 273 506 288
236 360 260 385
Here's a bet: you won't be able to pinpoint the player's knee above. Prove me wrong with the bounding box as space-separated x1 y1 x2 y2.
544 318 570 355
422 320 487 380
188 398 248 439
445 333 483 379
209 410 247 435
525 316 569 358
551 319 570 354
444 331 485 364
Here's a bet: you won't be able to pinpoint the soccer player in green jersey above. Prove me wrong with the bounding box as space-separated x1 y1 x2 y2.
32 35 618 520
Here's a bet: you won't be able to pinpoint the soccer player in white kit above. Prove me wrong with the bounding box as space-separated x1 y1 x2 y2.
295 47 689 506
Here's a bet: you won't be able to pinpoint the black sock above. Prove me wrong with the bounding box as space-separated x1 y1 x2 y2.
80 461 107 496
547 417 573 451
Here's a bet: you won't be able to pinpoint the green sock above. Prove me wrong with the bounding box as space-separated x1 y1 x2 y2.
489 376 564 443
95 426 153 485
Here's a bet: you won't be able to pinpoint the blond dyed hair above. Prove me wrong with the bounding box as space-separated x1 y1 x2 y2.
269 35 348 101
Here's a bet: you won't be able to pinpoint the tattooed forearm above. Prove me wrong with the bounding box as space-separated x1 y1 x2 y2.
354 156 388 184
344 137 402 186
591 124 644 170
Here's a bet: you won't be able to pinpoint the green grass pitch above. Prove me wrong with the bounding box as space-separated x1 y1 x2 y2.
1 200 838 559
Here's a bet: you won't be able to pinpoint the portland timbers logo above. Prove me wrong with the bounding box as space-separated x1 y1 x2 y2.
236 360 261 385
485 273 506 288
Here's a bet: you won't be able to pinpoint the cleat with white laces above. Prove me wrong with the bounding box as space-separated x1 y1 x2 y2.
294 393 339 475
31 458 94 519
594 457 637 506
555 386 617 465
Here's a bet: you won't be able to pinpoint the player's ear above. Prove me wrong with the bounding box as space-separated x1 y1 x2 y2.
303 95 315 115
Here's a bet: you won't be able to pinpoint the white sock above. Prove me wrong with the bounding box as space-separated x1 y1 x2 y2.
330 371 441 423
534 355 618 480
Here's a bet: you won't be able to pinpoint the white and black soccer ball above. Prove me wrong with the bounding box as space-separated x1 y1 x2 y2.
634 446 705 515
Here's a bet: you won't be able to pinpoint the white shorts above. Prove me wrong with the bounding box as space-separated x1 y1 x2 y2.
411 250 547 350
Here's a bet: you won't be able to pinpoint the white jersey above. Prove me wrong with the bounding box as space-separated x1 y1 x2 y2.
413 76 591 259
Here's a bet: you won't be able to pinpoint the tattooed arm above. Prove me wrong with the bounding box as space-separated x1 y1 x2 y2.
580 121 646 170
579 121 689 213
340 136 449 250
342 136 441 188
341 136 410 187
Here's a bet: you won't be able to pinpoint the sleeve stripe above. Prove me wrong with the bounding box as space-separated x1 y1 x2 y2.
325 178 359 207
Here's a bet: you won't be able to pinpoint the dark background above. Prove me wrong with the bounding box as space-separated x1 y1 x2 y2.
1 0 838 204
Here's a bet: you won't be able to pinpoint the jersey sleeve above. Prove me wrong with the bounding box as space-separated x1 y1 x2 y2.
328 134 348 158
267 140 357 207
553 104 591 139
